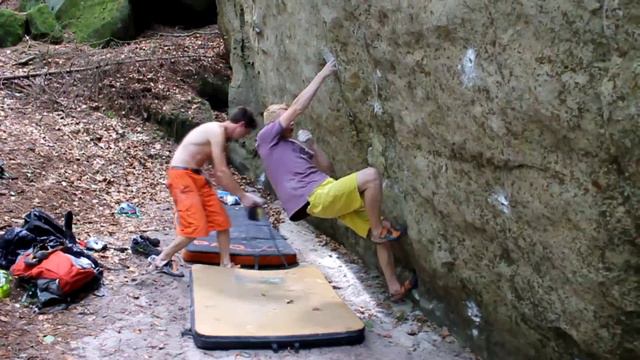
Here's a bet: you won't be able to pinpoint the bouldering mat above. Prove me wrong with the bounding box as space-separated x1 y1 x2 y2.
183 206 297 268
190 264 365 351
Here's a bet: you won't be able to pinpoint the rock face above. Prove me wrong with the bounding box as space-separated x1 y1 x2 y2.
216 1 639 359
0 10 26 48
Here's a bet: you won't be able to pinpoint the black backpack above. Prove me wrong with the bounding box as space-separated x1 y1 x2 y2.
0 228 37 270
0 210 78 270
22 209 76 244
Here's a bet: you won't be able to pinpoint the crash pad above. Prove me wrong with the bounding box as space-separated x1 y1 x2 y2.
182 206 297 268
190 264 365 351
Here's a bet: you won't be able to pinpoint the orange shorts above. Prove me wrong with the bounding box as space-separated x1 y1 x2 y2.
166 168 231 238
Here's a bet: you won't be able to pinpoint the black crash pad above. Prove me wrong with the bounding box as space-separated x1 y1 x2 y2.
183 206 297 268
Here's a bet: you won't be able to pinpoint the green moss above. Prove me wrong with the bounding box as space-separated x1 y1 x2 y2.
0 10 26 48
19 0 44 12
55 0 134 46
27 4 63 43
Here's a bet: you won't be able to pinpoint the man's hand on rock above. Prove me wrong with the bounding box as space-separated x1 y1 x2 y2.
320 59 338 78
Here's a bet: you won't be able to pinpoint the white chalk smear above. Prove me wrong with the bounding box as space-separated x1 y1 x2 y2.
466 299 482 324
489 188 511 215
459 48 477 87
371 69 384 116
372 100 384 116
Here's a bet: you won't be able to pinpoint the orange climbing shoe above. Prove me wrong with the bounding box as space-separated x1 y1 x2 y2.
390 271 418 303
371 224 406 244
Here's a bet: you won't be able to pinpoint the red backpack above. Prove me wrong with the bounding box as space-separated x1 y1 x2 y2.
11 250 97 296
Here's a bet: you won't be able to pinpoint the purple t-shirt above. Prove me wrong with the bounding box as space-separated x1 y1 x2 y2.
256 121 328 217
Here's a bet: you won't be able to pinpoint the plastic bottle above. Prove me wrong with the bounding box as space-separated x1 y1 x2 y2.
0 270 12 299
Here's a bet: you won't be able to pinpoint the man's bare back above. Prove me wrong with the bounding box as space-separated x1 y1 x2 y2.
170 122 224 169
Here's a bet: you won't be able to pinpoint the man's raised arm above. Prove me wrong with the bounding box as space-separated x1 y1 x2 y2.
278 59 338 129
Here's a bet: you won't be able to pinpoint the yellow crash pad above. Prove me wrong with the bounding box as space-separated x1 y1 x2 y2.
190 264 365 350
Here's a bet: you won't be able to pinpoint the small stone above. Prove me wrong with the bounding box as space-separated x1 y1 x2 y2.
407 325 421 336
445 336 456 343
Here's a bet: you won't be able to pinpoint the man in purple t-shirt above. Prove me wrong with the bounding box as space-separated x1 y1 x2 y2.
256 60 417 302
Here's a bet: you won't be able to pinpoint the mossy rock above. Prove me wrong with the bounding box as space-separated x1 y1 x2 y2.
27 4 63 43
54 0 134 46
0 10 26 48
20 0 45 12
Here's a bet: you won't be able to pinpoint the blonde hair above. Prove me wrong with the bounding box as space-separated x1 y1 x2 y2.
263 104 288 124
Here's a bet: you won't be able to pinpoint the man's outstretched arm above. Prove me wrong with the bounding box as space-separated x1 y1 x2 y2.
278 59 338 129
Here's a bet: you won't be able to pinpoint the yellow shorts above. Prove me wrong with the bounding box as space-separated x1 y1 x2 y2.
307 173 370 238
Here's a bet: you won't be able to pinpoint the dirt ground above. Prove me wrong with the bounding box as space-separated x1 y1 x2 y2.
0 24 475 360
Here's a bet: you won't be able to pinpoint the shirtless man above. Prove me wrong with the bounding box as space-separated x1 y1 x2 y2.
150 107 265 276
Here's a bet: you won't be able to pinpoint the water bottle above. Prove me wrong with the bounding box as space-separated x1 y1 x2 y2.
0 270 12 299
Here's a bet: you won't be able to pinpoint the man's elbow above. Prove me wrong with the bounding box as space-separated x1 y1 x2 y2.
325 165 335 176
318 162 334 176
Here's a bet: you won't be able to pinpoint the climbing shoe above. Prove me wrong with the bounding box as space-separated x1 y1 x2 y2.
138 234 160 247
130 235 160 257
371 225 406 244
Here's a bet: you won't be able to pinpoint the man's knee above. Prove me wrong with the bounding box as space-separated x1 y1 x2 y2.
359 167 381 187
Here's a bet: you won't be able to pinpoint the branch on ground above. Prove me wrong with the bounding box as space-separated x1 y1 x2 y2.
0 54 220 82
156 30 219 37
